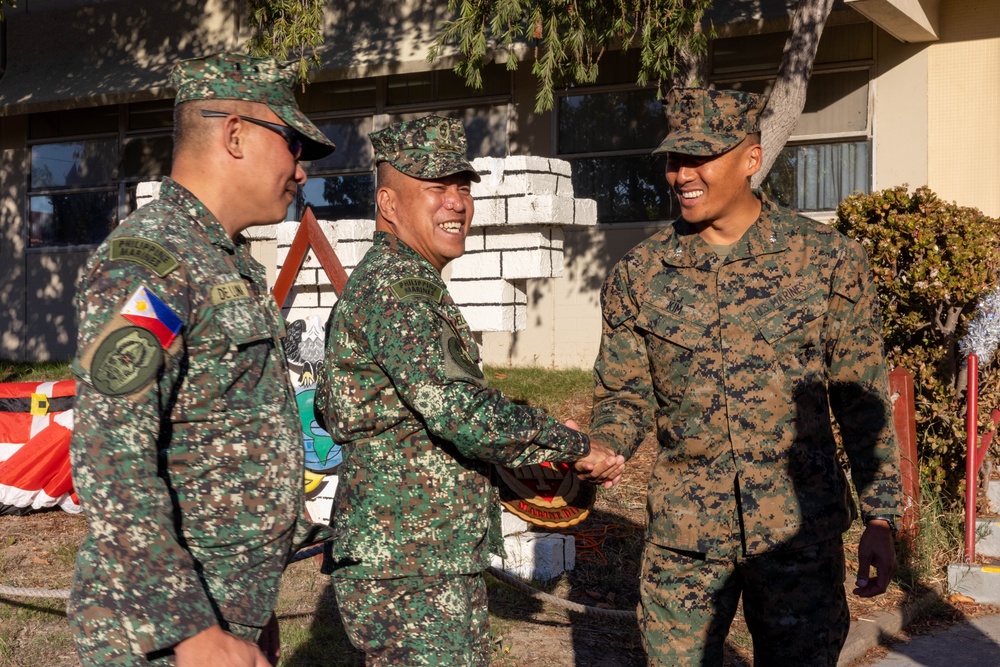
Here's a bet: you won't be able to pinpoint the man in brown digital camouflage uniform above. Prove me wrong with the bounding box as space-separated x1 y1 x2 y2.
589 88 903 666
68 52 335 666
314 114 625 666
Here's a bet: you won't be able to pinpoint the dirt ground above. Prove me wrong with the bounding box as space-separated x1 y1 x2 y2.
2 390 998 666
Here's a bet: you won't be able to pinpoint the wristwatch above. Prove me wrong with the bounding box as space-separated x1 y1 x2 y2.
863 514 899 532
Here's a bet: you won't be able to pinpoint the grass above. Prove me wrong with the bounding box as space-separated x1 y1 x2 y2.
484 365 592 415
0 361 72 383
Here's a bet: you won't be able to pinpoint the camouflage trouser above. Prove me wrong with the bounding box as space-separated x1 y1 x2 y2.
68 595 261 666
639 538 849 667
332 572 490 667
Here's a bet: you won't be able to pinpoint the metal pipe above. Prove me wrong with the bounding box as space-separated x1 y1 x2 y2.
966 353 979 563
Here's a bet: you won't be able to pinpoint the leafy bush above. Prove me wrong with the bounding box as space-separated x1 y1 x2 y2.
834 186 1000 501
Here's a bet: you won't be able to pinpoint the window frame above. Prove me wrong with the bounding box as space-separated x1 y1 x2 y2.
25 102 173 252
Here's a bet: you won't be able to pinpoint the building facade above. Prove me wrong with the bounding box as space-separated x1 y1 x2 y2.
1 0 997 367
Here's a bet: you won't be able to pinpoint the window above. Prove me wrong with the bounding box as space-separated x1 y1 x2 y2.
27 100 174 248
555 51 678 224
294 67 512 223
712 23 875 212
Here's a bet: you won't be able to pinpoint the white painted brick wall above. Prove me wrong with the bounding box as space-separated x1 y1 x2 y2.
142 156 595 337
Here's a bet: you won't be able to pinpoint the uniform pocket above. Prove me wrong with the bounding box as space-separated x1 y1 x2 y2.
635 302 707 406
751 287 828 345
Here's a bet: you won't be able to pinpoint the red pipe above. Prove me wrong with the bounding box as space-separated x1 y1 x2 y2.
966 353 979 563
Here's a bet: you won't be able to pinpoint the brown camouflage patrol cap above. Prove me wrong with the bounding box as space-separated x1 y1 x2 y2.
370 115 481 182
170 52 336 161
652 88 766 157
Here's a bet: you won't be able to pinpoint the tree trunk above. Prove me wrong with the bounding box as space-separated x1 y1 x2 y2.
752 0 836 188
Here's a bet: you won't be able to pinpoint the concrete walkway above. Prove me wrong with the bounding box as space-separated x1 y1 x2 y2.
861 613 1000 666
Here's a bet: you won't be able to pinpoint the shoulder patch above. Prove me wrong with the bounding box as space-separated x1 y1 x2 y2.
441 324 485 380
210 280 251 306
390 278 443 303
91 326 163 396
109 238 180 277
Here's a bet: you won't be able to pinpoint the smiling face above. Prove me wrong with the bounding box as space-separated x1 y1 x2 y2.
665 135 763 235
375 165 474 273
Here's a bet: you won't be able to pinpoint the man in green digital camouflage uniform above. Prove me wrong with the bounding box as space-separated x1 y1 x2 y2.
68 52 335 667
589 88 903 666
314 115 625 666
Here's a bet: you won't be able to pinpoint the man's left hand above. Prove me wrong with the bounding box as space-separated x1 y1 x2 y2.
853 520 896 598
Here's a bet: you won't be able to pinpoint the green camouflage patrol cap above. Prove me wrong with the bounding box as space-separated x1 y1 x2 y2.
170 52 335 161
370 115 481 182
652 88 766 157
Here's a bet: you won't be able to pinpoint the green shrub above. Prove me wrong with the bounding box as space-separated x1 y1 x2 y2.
834 186 1000 501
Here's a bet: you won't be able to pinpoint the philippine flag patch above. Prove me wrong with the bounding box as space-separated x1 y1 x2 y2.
120 285 183 348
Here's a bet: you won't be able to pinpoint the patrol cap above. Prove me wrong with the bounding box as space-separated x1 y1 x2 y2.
652 88 766 157
170 52 336 161
370 115 481 182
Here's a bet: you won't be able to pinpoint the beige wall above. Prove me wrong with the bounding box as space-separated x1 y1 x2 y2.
926 0 1000 217
873 30 930 191
481 224 664 369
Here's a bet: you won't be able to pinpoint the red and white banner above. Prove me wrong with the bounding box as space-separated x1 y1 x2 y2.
0 380 79 515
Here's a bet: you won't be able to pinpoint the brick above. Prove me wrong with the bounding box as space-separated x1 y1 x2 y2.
502 155 550 173
276 220 301 245
489 533 576 580
549 158 573 177
556 175 575 197
484 228 548 251
331 219 375 242
463 229 486 252
335 240 374 268
243 223 278 241
460 304 516 332
470 198 505 227
501 510 529 536
302 249 324 270
507 195 575 226
502 248 552 279
449 251 502 280
293 268 317 286
573 198 598 226
447 278 520 305
288 287 319 309
320 287 340 308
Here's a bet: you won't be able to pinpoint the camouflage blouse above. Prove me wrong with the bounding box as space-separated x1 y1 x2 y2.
591 193 902 557
316 232 589 579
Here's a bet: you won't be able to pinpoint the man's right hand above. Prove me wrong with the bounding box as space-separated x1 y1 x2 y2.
174 624 271 667
566 421 625 488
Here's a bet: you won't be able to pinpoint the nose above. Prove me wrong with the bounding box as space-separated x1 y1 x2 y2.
444 185 467 211
672 161 697 184
294 162 307 185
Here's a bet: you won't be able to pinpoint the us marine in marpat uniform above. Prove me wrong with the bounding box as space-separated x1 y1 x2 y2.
589 88 903 666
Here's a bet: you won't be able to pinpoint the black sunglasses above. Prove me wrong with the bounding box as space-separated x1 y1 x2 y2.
200 109 304 160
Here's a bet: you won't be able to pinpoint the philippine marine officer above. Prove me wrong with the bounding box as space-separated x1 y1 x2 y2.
315 115 625 666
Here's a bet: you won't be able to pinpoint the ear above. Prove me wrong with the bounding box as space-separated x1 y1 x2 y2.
223 116 245 159
375 186 398 223
744 142 763 179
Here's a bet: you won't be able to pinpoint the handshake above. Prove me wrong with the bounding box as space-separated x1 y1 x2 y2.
565 419 626 488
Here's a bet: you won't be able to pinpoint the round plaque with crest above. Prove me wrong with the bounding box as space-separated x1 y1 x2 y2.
495 461 595 528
